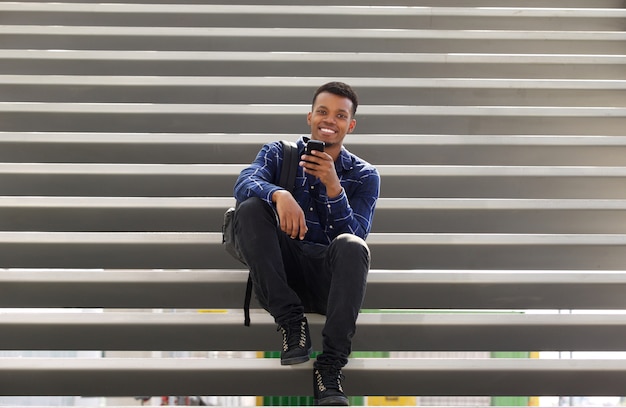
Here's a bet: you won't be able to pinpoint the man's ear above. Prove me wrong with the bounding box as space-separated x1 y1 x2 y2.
306 112 312 125
348 119 356 133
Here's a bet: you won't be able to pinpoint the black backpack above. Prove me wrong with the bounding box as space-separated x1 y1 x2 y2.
221 140 299 325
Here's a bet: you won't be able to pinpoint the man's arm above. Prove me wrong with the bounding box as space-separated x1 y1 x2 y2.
234 142 284 204
300 149 380 241
272 190 308 240
234 141 308 240
325 168 380 240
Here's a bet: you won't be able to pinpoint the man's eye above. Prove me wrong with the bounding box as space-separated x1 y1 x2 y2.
337 114 348 120
316 110 327 115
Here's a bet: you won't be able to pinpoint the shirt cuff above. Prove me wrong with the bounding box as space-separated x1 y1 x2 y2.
326 188 349 218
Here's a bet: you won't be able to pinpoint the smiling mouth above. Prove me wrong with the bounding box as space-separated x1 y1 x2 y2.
319 127 337 135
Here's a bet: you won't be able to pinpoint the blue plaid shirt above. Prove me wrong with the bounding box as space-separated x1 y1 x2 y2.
234 137 380 245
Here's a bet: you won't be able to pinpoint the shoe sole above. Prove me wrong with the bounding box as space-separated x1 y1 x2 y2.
314 396 349 406
280 347 313 365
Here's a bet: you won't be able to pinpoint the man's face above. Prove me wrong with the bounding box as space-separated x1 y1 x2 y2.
307 91 356 148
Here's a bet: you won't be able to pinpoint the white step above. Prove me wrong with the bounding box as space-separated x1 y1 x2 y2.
2 75 624 106
5 0 624 6
1 312 625 352
1 4 624 30
5 196 626 234
3 133 626 165
1 357 625 396
3 163 626 198
10 230 626 270
2 269 625 309
1 50 623 79
2 26 624 54
1 102 624 134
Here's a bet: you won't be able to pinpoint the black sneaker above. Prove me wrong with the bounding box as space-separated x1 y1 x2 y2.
313 366 349 406
278 317 312 365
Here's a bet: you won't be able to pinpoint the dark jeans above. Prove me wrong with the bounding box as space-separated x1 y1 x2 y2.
234 197 370 368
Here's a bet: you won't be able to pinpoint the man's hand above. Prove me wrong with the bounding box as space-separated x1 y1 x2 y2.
272 190 308 240
301 150 343 198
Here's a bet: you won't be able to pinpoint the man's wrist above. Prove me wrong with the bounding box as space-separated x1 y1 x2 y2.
326 184 343 199
271 189 289 203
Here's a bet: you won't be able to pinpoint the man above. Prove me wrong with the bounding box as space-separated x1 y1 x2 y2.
233 82 380 406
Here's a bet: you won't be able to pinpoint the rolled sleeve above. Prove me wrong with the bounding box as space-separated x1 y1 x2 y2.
325 167 380 241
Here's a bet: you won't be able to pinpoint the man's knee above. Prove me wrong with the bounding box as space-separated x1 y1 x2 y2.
235 197 275 227
330 234 370 266
236 197 266 217
333 233 369 251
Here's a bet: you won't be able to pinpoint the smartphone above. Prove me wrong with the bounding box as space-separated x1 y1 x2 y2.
305 140 325 155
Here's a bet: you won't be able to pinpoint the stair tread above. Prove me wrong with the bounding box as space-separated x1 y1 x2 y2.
3 3 625 16
4 162 626 175
2 75 625 89
3 132 626 144
3 49 625 63
1 311 626 352
3 25 626 39
1 357 625 397
6 196 626 210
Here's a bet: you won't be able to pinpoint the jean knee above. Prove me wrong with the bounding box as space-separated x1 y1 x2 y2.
333 233 369 252
330 234 371 268
235 197 265 217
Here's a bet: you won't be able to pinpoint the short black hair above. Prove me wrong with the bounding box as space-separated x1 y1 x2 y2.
312 82 358 117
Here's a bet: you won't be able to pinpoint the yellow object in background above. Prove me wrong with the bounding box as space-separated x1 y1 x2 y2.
368 396 417 406
528 351 541 406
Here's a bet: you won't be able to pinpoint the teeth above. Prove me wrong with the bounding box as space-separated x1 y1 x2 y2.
320 128 335 134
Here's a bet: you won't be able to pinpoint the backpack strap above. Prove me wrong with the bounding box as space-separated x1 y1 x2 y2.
244 140 300 326
243 277 253 327
278 140 299 193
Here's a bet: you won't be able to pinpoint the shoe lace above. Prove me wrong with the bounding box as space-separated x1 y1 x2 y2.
315 367 344 393
279 319 307 352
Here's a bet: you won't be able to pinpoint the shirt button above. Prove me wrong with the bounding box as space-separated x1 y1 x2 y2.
329 225 334 229
310 186 315 190
309 207 313 211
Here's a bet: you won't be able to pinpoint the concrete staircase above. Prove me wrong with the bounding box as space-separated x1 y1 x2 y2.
1 0 625 403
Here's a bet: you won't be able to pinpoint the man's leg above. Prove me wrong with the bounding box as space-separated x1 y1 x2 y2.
311 233 370 406
234 197 312 364
316 233 370 367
